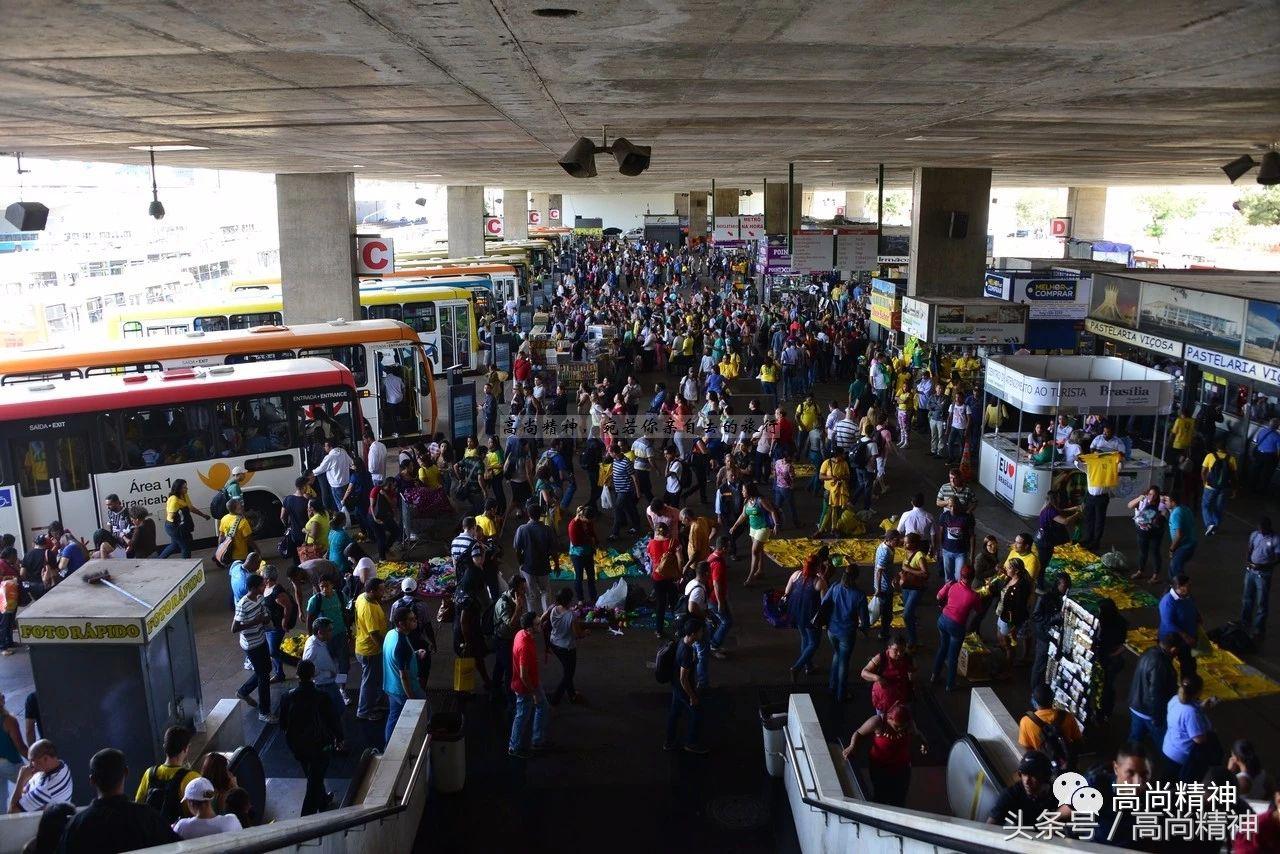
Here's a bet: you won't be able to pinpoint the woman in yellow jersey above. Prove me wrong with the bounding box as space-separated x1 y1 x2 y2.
300 498 330 563
159 479 210 559
483 435 506 513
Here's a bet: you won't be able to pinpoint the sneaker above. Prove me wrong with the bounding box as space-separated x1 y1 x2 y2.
1 649 14 656
711 648 728 660
683 744 710 755
662 741 678 752
258 713 279 724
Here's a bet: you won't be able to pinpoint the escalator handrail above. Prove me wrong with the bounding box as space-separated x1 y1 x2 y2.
225 733 431 854
798 795 1013 854
959 732 1011 789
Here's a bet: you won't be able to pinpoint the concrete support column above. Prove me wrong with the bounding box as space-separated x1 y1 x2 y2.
843 191 866 220
674 193 690 218
548 194 563 227
688 191 709 245
275 172 359 325
713 187 739 218
447 185 485 258
907 167 992 298
503 189 529 240
801 190 814 217
764 182 802 236
1066 186 1107 241
530 192 550 229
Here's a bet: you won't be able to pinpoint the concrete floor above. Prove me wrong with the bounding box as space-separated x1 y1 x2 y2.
4 373 1280 846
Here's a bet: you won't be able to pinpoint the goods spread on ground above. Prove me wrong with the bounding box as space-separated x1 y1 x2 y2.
1124 626 1280 702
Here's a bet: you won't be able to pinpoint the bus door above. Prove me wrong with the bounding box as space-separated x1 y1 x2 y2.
402 302 443 375
5 422 97 550
438 301 473 371
290 389 359 474
372 345 423 441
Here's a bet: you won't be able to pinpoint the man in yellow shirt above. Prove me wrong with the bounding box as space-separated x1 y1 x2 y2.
1200 438 1238 536
1018 685 1082 755
133 725 201 821
817 447 851 537
1005 533 1042 587
795 393 820 458
476 499 501 543
218 498 256 564
680 507 717 567
354 577 389 720
1168 405 1196 493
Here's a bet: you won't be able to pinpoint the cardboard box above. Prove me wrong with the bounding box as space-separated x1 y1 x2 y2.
958 641 995 681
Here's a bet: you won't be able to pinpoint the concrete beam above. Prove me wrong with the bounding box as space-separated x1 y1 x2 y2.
673 192 690 218
908 167 992 299
688 190 709 245
548 194 563 227
764 182 802 236
530 192 550 229
275 172 359 325
1066 186 1107 242
713 187 739 218
503 189 529 240
447 185 485 258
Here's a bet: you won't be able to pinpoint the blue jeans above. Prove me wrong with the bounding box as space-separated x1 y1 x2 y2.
666 687 703 747
773 487 799 526
901 589 922 647
761 381 778 408
1242 568 1273 635
560 479 576 510
385 693 407 747
710 604 732 649
794 626 821 671
159 521 192 559
827 631 854 699
940 549 966 583
570 551 597 603
1201 486 1226 530
1127 711 1166 751
932 615 964 690
947 429 965 463
852 468 873 510
265 628 285 678
237 642 272 714
509 688 549 752
1170 541 1197 579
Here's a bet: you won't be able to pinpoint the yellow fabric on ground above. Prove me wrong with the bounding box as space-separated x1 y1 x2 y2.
1124 626 1280 701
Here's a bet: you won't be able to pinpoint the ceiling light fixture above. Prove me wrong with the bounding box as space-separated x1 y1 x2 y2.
557 126 651 179
128 144 208 152
3 152 48 232
147 148 165 220
532 7 579 17
1221 154 1257 183
1258 151 1280 186
904 135 978 143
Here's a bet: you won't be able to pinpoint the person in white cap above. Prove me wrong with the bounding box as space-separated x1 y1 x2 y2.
395 577 436 696
171 777 242 839
224 466 247 502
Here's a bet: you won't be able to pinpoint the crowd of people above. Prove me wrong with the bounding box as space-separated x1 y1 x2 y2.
4 233 1280 852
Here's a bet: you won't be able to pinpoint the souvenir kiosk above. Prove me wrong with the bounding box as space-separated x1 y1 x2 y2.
978 355 1174 518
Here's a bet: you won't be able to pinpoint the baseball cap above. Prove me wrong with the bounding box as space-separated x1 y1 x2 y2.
1018 751 1052 778
230 466 247 476
400 577 417 593
183 776 215 802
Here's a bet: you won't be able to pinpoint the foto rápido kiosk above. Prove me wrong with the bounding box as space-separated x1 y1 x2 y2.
977 356 1173 517
18 559 205 803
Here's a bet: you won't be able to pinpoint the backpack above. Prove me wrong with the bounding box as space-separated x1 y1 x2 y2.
209 488 230 520
654 639 677 684
851 438 871 470
674 579 704 615
676 458 692 490
1028 710 1075 775
143 766 188 823
1206 454 1232 489
480 593 503 641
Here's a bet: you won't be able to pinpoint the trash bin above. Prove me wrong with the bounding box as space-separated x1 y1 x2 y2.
760 702 787 778
428 711 466 793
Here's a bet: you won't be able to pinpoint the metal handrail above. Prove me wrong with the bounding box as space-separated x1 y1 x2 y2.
228 733 432 854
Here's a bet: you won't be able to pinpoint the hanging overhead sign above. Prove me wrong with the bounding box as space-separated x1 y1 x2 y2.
869 278 901 330
549 208 560 221
790 231 835 272
987 273 1090 320
834 226 878 272
1185 343 1280 387
1050 217 1072 238
484 216 503 237
713 216 742 245
900 297 930 339
740 215 765 241
354 236 394 275
1083 318 1185 359
528 210 542 226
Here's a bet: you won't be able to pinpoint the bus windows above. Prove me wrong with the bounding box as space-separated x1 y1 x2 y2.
375 347 417 437
11 440 51 497
56 436 90 491
238 394 290 453
84 363 162 378
194 315 230 332
126 405 216 467
368 304 403 322
403 302 436 334
299 346 367 387
122 322 143 339
98 413 123 472
439 304 471 369
224 351 295 365
1 370 81 385
229 311 283 330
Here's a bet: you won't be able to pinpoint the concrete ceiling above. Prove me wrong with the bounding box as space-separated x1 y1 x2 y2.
0 0 1277 191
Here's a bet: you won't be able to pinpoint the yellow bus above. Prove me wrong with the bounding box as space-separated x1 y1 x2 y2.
1 319 436 442
103 283 478 376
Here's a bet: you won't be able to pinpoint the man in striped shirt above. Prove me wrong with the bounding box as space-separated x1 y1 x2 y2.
451 517 481 563
608 446 643 540
234 575 277 723
10 739 71 813
830 407 861 452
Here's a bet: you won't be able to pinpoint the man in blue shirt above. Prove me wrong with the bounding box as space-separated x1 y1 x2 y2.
1158 574 1200 677
1166 493 1197 578
872 530 902 642
1251 418 1280 493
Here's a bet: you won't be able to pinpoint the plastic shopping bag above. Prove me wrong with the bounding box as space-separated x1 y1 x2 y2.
453 657 476 693
596 579 628 609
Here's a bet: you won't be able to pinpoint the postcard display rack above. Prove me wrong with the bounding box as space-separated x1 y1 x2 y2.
1046 594 1102 728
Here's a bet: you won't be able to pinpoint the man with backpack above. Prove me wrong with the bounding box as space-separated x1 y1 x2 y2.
1017 685 1081 774
662 616 709 755
279 659 342 815
133 726 201 825
850 426 878 512
1200 437 1237 536
491 574 529 707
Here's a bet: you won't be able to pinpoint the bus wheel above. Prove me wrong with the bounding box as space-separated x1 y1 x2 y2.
245 492 284 540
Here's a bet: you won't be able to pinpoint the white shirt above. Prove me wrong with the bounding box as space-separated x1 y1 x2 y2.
383 372 405 405
949 403 968 430
632 437 652 471
896 507 935 541
1054 424 1073 444
666 458 683 494
173 814 243 839
1063 442 1082 467
825 409 843 435
313 446 353 489
302 633 338 686
367 439 387 484
683 577 707 613
1090 435 1125 453
681 377 698 402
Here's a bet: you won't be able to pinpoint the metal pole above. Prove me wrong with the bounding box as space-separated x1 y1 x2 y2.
711 178 716 224
877 162 885 258
787 161 795 255
762 178 768 234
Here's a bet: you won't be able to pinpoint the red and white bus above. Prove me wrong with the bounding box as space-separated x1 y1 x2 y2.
0 358 358 550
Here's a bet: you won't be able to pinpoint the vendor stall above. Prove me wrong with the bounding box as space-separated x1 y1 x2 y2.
978 355 1173 518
